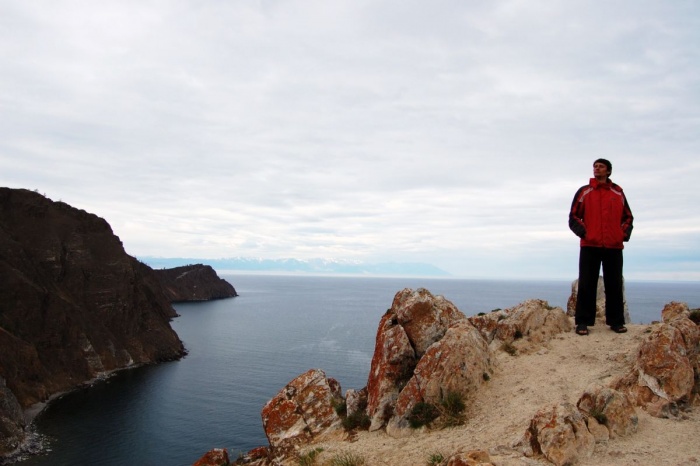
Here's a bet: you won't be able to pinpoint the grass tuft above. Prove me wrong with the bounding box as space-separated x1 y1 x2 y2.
329 451 365 466
298 447 324 466
426 451 445 465
408 402 440 428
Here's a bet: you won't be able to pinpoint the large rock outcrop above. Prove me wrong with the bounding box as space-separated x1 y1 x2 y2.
233 292 575 464
386 319 493 437
366 288 466 431
0 188 186 456
224 298 698 466
468 298 572 352
153 264 237 302
612 301 699 416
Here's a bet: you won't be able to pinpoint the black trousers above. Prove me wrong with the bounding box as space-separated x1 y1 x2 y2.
575 246 625 327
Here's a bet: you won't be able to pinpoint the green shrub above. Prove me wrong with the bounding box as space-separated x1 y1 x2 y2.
332 399 347 417
689 309 700 324
408 402 440 428
439 391 466 427
329 451 365 466
427 452 445 465
482 372 491 382
341 410 371 430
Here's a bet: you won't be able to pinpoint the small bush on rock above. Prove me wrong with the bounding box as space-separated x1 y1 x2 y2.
341 410 371 430
332 399 347 417
408 402 440 428
689 309 700 324
439 391 466 427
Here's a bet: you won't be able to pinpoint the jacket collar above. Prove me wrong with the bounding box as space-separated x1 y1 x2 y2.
589 177 612 189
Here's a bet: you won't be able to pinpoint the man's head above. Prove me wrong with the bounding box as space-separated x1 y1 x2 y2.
593 158 612 180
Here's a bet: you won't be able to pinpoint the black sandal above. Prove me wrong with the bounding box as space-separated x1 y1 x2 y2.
576 325 589 336
611 325 628 334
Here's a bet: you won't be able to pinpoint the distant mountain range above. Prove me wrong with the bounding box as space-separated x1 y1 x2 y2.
139 257 450 277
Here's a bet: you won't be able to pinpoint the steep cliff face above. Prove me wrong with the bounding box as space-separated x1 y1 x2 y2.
153 264 237 302
0 188 186 455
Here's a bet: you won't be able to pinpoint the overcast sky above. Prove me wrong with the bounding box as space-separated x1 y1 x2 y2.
1 1 698 281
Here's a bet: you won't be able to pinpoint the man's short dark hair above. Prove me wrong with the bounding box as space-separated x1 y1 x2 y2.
594 158 612 174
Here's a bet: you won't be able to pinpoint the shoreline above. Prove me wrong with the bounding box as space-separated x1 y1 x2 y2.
22 364 146 424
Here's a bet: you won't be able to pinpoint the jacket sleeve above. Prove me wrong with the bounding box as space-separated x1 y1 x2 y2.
568 187 587 239
621 193 633 241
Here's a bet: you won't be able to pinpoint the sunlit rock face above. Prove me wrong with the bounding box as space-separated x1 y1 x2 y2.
365 288 466 431
613 302 699 417
387 319 494 437
518 402 595 466
192 448 230 466
468 298 572 351
577 386 638 439
261 369 345 454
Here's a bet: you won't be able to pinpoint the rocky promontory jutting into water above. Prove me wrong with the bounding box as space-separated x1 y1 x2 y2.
0 188 236 459
194 289 699 466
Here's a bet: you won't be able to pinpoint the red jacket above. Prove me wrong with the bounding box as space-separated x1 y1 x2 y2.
569 178 634 249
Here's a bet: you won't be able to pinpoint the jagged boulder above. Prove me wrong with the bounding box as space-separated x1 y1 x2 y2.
446 450 493 466
662 301 693 322
386 320 493 437
612 303 699 417
566 276 631 324
261 369 344 455
344 387 367 418
390 288 466 357
468 299 571 352
365 288 465 431
577 386 638 439
518 402 595 466
192 448 230 466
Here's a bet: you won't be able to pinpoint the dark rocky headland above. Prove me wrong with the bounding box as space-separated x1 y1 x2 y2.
154 264 238 302
0 188 235 458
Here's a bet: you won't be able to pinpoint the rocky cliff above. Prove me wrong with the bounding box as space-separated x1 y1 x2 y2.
0 188 187 456
195 289 699 466
153 264 237 302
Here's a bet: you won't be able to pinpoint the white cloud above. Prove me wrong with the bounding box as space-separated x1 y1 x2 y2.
1 0 698 280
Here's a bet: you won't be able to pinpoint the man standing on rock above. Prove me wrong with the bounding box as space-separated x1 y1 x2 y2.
569 159 634 336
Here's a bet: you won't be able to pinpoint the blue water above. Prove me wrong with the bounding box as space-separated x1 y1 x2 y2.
12 276 700 466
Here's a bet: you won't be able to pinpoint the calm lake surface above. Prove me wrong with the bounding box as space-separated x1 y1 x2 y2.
12 275 700 466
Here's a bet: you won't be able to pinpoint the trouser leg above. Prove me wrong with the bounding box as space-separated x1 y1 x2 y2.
602 248 625 327
576 247 602 326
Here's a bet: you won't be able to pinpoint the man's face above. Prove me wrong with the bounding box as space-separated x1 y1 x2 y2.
593 162 610 179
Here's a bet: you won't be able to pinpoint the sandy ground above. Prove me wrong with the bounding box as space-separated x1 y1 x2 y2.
307 322 700 466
